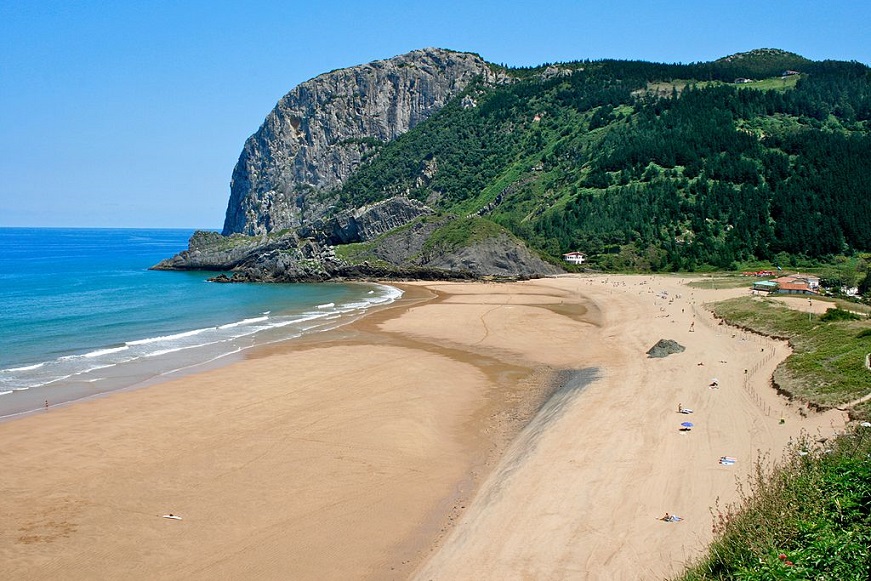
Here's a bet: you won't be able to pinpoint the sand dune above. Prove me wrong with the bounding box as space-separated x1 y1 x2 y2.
0 276 847 580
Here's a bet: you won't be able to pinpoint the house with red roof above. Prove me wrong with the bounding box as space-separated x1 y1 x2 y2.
770 274 820 295
562 251 586 265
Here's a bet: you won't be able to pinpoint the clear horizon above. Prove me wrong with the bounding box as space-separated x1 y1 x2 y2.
2 0 869 229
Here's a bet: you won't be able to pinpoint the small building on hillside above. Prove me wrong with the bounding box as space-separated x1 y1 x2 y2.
775 274 819 290
752 280 779 293
771 274 820 295
562 251 586 265
776 281 815 295
752 274 820 295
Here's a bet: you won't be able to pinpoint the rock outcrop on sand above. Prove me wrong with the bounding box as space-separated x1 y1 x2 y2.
646 339 686 358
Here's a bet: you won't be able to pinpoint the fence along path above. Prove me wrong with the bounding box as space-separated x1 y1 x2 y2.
691 302 778 417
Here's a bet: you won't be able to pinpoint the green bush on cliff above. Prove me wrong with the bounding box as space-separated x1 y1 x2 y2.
421 216 510 255
678 428 871 581
819 307 863 322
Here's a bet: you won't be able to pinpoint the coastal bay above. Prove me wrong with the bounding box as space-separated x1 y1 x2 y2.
0 276 847 580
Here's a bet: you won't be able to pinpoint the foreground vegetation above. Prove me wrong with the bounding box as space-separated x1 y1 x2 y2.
675 296 871 579
678 427 871 580
710 297 871 417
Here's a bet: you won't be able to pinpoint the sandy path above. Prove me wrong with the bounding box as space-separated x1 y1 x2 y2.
0 275 848 580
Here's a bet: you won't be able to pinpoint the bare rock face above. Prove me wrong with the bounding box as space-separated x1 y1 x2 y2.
223 48 497 236
423 234 563 278
300 196 433 245
151 230 303 271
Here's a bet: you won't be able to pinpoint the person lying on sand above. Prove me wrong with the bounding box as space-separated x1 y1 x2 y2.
661 513 682 522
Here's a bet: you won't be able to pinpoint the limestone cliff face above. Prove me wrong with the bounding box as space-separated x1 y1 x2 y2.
223 48 497 236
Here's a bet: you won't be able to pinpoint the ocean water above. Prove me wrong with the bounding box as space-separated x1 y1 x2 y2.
0 228 401 419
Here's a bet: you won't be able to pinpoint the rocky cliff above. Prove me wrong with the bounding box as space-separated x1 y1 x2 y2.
223 48 497 236
155 49 564 282
299 196 433 245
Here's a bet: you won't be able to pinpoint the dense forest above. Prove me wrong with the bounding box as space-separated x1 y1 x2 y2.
333 49 871 272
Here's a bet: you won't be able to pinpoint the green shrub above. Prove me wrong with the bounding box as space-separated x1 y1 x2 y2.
820 307 862 322
679 428 871 580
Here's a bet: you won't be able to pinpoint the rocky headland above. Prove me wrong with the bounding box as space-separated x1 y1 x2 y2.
155 49 561 282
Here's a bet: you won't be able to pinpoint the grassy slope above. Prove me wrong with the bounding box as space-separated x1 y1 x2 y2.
677 426 871 580
676 296 871 580
709 297 871 415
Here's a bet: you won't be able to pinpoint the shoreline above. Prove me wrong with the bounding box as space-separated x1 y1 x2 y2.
0 281 402 423
0 275 849 579
0 278 573 579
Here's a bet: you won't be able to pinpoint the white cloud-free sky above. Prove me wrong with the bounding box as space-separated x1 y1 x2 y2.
2 0 869 228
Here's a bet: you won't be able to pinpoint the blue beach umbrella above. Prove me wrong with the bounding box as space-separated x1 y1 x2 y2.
681 422 694 428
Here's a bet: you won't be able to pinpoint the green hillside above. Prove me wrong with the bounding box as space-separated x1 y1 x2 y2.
333 50 871 272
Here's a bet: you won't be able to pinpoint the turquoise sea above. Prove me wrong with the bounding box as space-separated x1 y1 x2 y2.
0 228 401 419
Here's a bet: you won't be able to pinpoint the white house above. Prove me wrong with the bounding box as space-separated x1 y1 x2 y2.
562 251 586 265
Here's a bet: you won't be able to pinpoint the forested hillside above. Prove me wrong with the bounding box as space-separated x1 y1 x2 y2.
333 49 871 271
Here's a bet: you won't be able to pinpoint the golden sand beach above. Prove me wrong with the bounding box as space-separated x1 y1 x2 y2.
0 275 847 580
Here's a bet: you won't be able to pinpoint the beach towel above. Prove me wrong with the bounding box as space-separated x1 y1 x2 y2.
680 408 693 414
162 514 182 520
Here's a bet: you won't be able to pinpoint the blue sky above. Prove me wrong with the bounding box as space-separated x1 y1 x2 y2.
2 1 869 228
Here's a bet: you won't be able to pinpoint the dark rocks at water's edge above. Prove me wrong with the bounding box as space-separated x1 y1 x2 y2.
209 264 484 284
151 230 302 271
646 339 686 358
152 195 562 283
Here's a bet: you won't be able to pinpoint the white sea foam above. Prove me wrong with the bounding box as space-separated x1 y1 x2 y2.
75 363 117 375
39 374 74 387
84 345 129 358
127 328 211 346
317 302 335 309
2 363 45 373
290 312 330 324
0 390 12 396
338 301 371 311
218 315 269 329
144 338 226 358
